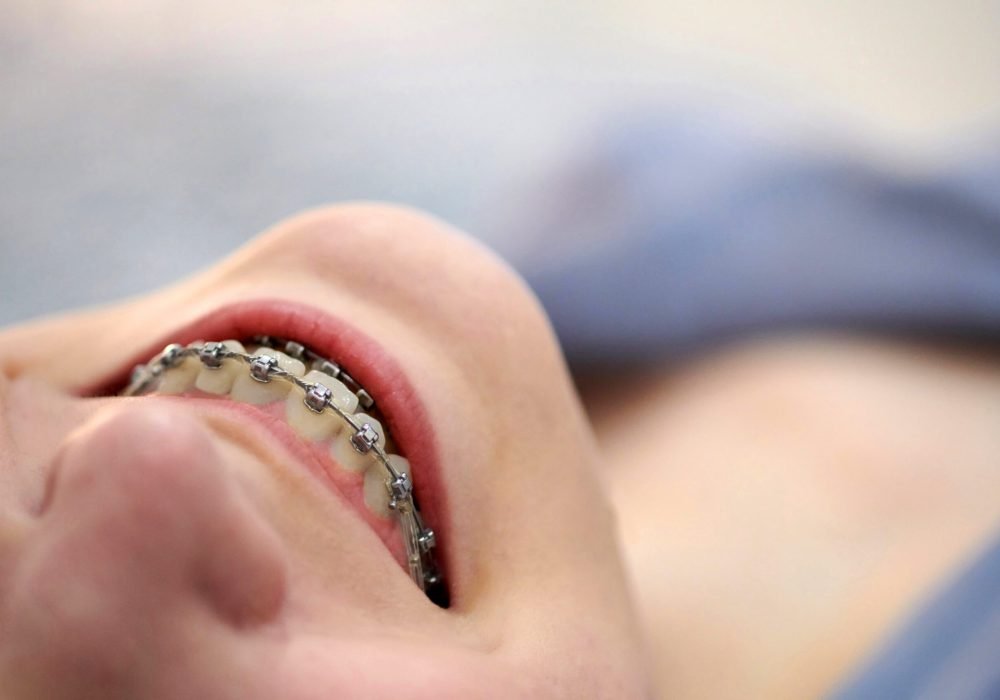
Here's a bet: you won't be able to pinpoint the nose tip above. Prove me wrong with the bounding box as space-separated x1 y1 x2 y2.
49 403 288 624
1 403 287 693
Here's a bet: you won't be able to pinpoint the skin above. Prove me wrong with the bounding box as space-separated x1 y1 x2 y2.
0 205 653 699
582 335 1000 698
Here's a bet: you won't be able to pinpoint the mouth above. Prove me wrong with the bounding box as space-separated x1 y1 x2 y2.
92 299 450 608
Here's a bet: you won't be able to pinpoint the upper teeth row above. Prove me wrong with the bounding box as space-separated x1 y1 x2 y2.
123 340 445 605
230 334 376 411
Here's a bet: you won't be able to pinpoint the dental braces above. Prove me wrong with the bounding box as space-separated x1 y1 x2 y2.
123 339 447 607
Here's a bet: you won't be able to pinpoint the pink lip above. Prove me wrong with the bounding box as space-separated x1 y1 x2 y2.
93 299 450 595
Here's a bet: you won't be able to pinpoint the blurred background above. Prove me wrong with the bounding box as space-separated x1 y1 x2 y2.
1 0 999 336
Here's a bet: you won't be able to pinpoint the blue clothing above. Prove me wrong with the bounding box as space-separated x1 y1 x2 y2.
517 114 1000 367
517 112 1000 697
832 535 1000 699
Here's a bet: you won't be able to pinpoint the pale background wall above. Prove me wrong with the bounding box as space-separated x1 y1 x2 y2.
1 0 998 324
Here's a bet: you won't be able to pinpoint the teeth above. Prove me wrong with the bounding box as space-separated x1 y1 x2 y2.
193 340 247 394
158 350 201 394
158 341 398 480
364 455 409 519
330 412 385 473
230 348 305 405
285 370 359 441
139 339 439 597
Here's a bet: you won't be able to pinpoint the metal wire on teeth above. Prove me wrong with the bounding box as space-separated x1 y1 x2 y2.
251 335 375 411
123 341 446 605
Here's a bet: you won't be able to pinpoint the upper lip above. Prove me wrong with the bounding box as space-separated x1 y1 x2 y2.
89 298 450 594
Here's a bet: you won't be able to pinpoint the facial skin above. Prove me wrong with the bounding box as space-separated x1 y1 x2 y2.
0 205 652 699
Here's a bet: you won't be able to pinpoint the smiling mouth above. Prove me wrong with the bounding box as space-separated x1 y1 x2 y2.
122 333 448 608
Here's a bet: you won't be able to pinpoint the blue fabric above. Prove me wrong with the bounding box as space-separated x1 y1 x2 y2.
519 115 1000 366
832 535 1000 700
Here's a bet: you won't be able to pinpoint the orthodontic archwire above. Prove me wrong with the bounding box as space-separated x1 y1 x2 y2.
123 338 446 606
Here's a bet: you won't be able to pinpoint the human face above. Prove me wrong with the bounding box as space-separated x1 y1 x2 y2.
0 205 650 699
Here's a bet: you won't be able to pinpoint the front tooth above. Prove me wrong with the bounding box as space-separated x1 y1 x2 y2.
364 454 409 519
230 348 305 405
193 340 246 395
284 370 359 441
330 412 386 472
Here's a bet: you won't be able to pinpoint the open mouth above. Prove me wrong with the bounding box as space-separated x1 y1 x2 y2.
92 300 450 608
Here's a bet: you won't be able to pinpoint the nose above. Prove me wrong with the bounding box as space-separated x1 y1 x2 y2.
0 404 287 695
